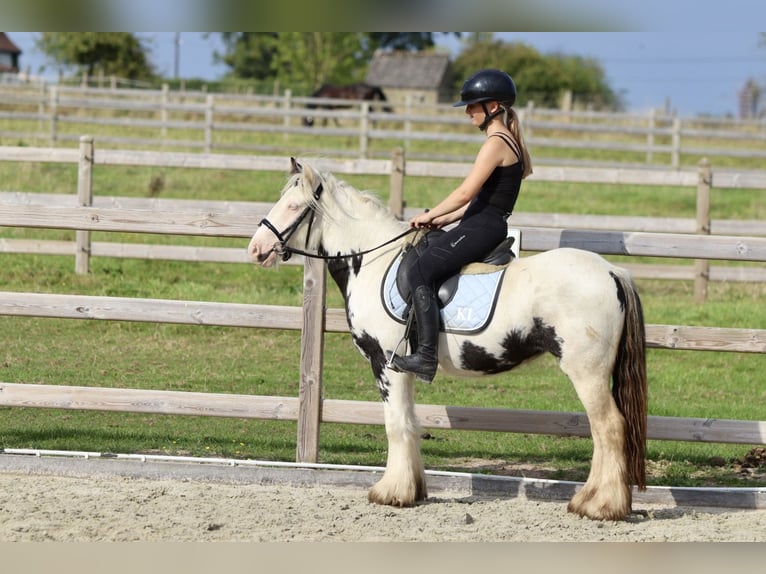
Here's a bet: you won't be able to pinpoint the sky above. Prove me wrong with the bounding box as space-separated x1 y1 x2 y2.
6 30 766 118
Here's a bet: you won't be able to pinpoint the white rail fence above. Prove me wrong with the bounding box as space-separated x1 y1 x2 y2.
2 83 766 167
0 142 764 462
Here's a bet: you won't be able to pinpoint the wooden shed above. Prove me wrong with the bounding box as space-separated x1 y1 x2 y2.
365 51 456 107
0 33 22 73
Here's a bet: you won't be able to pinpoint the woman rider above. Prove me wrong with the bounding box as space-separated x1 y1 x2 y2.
390 68 533 383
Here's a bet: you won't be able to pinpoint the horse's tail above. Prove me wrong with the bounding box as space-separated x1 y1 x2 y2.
610 269 647 491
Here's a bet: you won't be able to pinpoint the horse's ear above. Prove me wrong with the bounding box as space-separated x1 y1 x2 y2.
290 157 302 175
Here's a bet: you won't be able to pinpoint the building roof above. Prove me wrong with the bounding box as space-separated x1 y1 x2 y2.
366 51 452 90
0 33 22 54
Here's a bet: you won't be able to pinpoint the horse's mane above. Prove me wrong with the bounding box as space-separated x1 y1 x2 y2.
281 161 403 244
316 172 393 224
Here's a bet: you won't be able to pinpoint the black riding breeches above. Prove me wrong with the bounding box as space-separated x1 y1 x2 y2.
407 207 508 291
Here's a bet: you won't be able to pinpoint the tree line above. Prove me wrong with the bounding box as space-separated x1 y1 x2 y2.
34 32 623 110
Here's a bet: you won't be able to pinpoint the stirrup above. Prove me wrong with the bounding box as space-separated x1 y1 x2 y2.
385 310 415 370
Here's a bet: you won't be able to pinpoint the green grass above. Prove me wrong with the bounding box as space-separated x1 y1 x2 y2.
0 142 764 489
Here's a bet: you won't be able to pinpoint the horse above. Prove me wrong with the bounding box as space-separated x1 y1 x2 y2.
247 158 648 521
302 82 393 127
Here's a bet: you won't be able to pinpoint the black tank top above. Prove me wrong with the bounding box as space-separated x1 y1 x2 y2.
474 132 523 214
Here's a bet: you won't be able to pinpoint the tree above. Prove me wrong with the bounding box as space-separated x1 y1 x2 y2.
214 32 457 89
271 33 371 89
214 33 279 80
453 35 622 110
35 33 155 80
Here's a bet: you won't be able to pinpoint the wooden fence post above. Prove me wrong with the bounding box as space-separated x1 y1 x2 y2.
49 86 58 145
37 81 46 134
403 94 413 153
296 257 327 463
359 102 370 159
161 83 169 140
389 147 405 219
521 101 535 139
204 94 214 153
694 158 712 303
671 117 681 169
75 135 94 275
646 108 656 164
283 89 292 139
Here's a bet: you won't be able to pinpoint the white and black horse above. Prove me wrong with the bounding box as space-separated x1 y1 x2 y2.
248 159 648 521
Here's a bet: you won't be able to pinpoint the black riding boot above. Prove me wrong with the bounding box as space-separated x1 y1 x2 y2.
391 285 439 383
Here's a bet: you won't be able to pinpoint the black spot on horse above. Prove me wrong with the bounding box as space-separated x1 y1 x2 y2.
352 330 391 401
460 317 563 374
326 251 364 302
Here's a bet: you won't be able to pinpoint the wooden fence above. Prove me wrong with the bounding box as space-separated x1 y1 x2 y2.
2 82 766 168
0 141 764 461
2 139 766 298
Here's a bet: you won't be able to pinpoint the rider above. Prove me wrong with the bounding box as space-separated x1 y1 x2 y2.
390 68 533 383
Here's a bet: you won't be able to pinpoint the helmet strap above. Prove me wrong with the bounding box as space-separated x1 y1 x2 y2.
478 102 503 131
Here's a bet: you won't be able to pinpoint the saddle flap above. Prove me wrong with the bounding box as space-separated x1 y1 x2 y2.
397 229 520 305
382 229 521 334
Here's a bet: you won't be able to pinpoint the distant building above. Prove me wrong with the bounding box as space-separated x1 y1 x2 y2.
0 32 22 73
737 78 761 119
365 51 455 107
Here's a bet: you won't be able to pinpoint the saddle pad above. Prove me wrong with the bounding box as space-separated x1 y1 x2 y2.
381 256 506 334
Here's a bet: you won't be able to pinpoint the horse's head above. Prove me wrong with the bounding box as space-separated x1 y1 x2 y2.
248 158 324 267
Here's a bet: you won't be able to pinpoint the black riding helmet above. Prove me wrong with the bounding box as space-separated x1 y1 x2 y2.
453 69 517 107
453 69 517 130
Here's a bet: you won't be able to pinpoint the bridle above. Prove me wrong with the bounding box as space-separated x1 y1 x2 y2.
258 175 416 262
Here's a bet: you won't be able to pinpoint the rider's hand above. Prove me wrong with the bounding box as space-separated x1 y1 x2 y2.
409 210 433 229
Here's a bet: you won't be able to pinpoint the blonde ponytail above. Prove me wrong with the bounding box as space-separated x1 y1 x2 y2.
505 107 533 179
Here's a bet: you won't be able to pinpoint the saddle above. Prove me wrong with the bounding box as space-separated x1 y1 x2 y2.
381 229 520 334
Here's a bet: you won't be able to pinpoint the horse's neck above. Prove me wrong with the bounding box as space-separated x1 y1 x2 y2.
318 191 404 256
322 217 402 252
320 203 405 301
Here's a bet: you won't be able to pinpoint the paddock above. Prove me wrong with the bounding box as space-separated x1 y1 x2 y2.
0 141 764 521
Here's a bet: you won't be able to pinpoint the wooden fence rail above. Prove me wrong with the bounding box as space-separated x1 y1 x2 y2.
2 141 766 292
3 83 766 167
1 290 764 352
1 382 764 446
3 203 766 261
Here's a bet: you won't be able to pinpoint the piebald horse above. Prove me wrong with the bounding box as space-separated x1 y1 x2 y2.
248 158 648 521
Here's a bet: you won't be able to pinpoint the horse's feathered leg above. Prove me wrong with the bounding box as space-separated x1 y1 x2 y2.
565 370 633 521
367 370 428 507
562 268 646 521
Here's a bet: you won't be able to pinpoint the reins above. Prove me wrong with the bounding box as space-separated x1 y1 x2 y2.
279 227 417 261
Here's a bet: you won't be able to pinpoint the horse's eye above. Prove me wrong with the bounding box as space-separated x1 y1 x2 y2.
287 201 302 212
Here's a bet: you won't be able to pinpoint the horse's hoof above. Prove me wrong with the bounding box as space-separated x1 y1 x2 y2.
368 475 428 507
567 486 631 521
